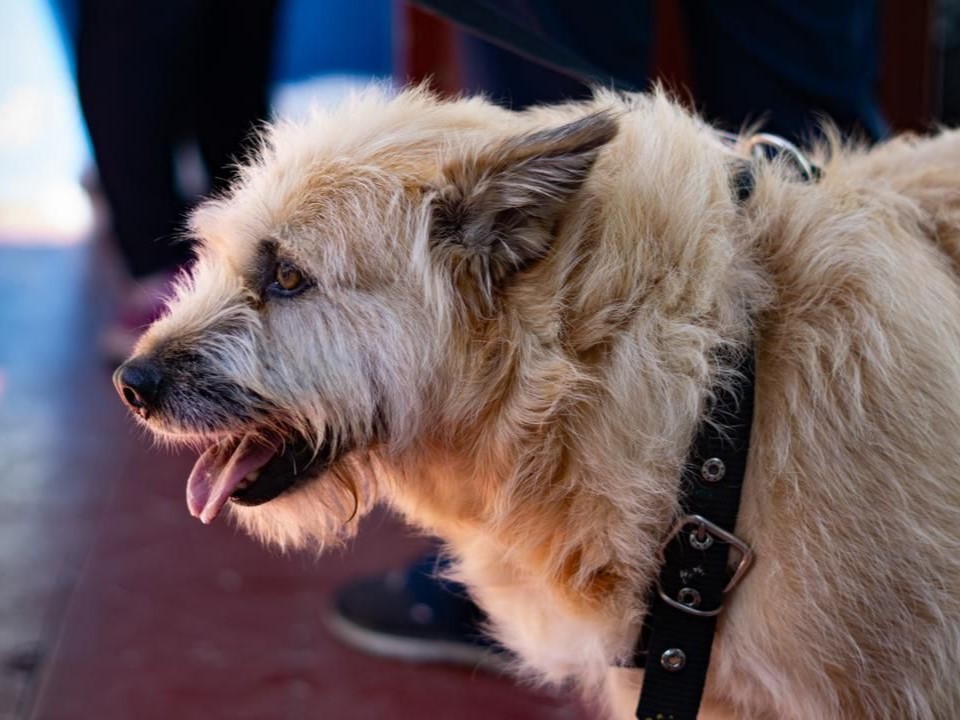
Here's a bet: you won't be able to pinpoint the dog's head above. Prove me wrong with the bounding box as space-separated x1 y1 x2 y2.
114 88 618 548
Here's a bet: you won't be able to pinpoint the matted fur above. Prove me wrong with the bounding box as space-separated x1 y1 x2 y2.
128 86 960 719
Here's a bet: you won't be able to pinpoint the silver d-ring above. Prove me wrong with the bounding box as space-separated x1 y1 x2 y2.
745 133 817 182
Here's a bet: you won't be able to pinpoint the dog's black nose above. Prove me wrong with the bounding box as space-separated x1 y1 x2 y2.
114 359 162 416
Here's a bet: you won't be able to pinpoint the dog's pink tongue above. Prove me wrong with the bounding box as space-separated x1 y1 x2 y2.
187 434 277 524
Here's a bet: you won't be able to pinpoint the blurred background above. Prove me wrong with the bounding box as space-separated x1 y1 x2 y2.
0 1 957 718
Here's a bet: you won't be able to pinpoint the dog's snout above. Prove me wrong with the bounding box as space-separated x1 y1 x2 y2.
114 359 162 417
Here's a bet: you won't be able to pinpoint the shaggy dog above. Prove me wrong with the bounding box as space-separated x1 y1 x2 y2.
114 88 960 719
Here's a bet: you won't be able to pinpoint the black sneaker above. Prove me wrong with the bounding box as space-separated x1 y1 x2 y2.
326 552 509 670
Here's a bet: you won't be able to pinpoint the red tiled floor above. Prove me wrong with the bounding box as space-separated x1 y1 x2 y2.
1 239 590 719
0 241 119 720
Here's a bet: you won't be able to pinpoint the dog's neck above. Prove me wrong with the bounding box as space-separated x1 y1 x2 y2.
390 97 774 671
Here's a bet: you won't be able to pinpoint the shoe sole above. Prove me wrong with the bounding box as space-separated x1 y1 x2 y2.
324 609 511 672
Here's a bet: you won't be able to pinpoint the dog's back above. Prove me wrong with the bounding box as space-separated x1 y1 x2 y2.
714 128 960 719
851 129 960 272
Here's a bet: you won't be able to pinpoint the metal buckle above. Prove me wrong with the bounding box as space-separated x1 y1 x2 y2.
657 514 754 618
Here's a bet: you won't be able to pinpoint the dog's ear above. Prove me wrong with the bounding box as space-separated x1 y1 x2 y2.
431 110 618 295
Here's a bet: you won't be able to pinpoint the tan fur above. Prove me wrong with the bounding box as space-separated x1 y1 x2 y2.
130 86 960 719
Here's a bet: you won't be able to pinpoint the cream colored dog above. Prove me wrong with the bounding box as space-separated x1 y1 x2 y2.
114 87 960 719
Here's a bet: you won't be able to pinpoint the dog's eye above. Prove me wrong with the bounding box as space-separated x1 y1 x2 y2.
267 261 308 297
276 263 304 291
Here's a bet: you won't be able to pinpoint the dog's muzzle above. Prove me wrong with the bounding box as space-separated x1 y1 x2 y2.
114 357 343 524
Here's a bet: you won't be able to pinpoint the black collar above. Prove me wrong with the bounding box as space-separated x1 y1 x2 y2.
632 347 757 719
632 145 820 719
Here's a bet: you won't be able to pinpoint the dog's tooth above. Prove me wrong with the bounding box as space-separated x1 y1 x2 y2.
244 470 261 482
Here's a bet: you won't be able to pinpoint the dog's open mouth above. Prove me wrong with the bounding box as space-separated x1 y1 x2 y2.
187 431 332 524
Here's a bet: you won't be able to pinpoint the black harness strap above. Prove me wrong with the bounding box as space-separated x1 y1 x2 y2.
634 348 757 720
633 150 820 719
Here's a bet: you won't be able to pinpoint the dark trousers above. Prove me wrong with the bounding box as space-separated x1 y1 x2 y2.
449 0 886 143
77 0 277 278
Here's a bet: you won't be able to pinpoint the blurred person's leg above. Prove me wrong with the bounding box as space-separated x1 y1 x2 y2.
192 0 278 194
77 0 277 360
459 34 587 108
491 0 652 90
942 0 960 125
77 0 195 280
420 0 885 143
77 0 200 361
680 0 887 142
415 0 652 91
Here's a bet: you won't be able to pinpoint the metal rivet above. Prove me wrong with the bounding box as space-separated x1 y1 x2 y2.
677 587 701 608
689 526 714 551
660 648 686 672
701 457 725 483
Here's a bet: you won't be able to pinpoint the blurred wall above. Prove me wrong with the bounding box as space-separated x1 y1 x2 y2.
272 0 393 84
